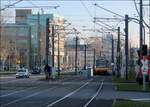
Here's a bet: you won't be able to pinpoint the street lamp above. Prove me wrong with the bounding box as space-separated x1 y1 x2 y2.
73 28 79 74
31 35 36 68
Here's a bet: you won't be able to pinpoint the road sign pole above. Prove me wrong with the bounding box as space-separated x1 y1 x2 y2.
125 15 129 80
117 27 120 77
143 73 146 91
143 56 146 91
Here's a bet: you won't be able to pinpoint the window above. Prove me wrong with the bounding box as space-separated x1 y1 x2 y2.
9 40 15 44
7 27 15 36
10 47 15 52
17 28 27 36
16 40 27 45
17 47 27 52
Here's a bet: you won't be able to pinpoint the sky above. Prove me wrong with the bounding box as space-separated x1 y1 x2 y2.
1 0 150 47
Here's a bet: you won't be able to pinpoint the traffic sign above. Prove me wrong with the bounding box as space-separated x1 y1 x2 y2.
141 59 148 75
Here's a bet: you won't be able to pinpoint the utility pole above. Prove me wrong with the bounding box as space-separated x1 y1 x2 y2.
46 18 50 65
117 27 120 77
52 25 55 67
28 27 32 69
149 0 150 55
0 1 1 69
125 15 129 80
84 44 87 70
111 34 114 76
75 36 78 74
37 11 41 67
140 0 143 52
93 48 96 72
57 33 60 76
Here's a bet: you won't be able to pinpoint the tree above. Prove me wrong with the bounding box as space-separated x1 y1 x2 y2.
0 9 12 71
0 7 13 24
0 34 10 71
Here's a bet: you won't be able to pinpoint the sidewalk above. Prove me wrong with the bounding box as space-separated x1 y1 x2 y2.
97 76 150 103
0 71 16 75
115 90 150 102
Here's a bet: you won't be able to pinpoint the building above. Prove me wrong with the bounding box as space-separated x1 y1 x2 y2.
26 12 66 68
0 24 30 70
0 9 66 70
65 38 94 70
16 9 34 24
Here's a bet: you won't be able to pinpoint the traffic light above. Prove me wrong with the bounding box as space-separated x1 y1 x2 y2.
137 50 140 56
142 45 147 56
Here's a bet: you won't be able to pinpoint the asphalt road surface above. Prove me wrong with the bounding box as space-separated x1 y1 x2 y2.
0 74 114 107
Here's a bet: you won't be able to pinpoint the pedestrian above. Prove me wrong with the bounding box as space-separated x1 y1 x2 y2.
44 64 51 79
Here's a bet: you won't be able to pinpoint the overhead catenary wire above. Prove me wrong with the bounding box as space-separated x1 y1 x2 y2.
29 0 39 8
80 0 93 18
0 0 23 11
133 0 140 16
133 0 149 28
80 1 121 34
94 3 124 18
94 18 114 29
94 3 150 28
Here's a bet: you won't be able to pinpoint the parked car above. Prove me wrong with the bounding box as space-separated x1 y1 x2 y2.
16 68 30 78
56 67 63 72
32 68 41 74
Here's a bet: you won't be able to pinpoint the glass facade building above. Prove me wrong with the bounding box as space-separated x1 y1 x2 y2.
26 13 65 68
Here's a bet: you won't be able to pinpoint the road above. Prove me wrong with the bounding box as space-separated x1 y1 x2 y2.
1 74 149 107
0 73 115 107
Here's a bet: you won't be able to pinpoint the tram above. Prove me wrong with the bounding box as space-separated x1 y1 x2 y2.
94 57 109 75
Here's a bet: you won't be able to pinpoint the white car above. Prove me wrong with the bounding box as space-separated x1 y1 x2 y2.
16 68 30 78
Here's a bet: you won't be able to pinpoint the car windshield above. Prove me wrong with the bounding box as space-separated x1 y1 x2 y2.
18 70 26 72
96 61 107 68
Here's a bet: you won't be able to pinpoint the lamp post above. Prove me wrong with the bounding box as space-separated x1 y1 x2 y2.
111 34 115 76
57 33 60 76
73 28 79 74
54 23 71 76
93 48 96 73
84 44 87 70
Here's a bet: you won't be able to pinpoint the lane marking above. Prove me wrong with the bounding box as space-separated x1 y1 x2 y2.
47 79 93 107
0 79 20 84
0 76 82 106
1 87 57 107
0 75 44 84
0 87 35 98
0 76 77 98
84 78 105 107
0 76 15 79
